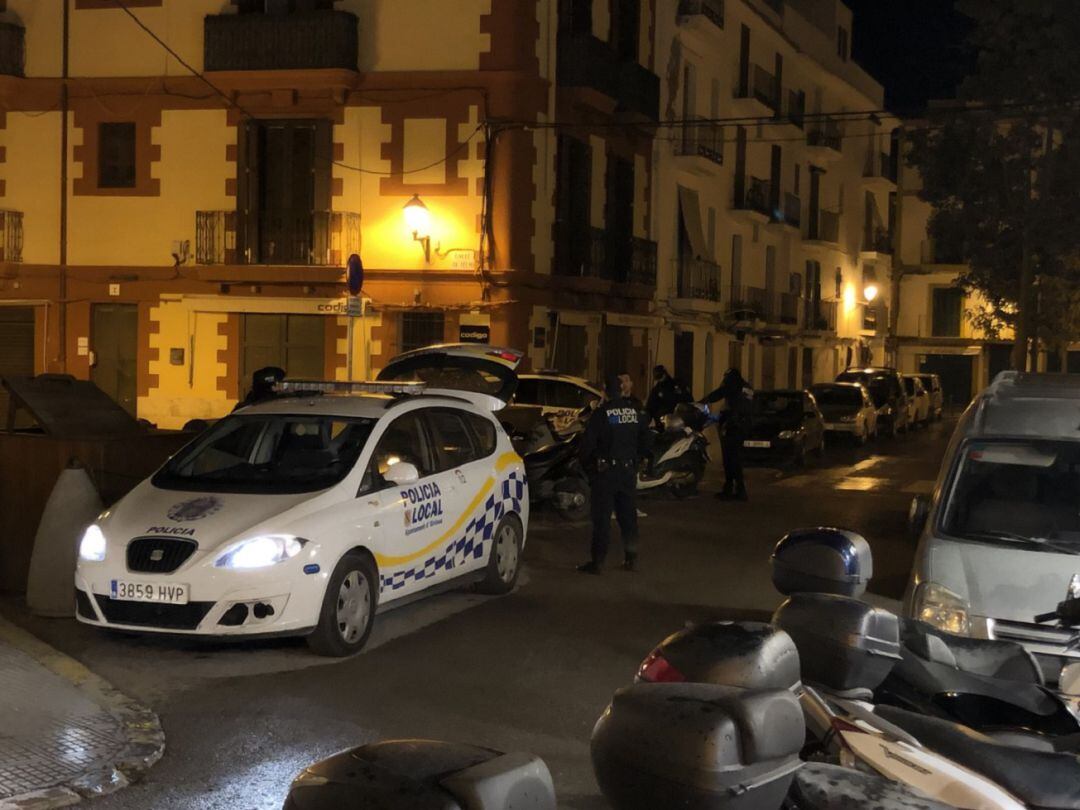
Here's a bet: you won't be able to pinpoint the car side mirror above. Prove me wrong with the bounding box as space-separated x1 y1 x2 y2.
909 494 930 539
384 460 420 486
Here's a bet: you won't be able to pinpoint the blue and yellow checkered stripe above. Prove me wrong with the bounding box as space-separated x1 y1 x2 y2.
379 470 525 592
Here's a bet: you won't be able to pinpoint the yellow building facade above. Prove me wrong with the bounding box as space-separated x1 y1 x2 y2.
0 0 662 427
652 0 901 398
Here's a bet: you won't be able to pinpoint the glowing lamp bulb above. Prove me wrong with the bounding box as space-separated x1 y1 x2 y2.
864 283 879 302
403 195 431 237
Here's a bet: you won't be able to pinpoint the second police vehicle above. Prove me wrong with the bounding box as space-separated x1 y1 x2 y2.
74 345 529 656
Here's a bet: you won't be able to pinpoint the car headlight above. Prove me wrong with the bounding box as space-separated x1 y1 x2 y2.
778 430 797 440
78 524 107 562
913 581 971 635
214 535 307 569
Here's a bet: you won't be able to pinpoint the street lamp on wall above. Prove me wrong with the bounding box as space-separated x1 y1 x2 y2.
864 283 879 303
403 194 432 263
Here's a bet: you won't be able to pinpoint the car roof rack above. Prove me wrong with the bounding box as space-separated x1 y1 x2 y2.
276 379 427 397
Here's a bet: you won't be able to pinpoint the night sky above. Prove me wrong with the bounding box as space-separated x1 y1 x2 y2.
845 0 975 112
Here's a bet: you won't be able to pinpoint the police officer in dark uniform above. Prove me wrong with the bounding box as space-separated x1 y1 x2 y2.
233 366 285 411
577 373 652 574
705 368 754 501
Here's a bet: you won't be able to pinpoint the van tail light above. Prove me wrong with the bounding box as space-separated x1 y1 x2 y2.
637 650 687 683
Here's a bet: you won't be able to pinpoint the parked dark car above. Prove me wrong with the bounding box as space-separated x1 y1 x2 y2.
742 389 825 467
835 367 910 437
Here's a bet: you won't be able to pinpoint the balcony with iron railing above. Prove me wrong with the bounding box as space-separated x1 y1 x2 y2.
557 31 660 121
920 238 965 266
0 23 24 77
0 210 23 262
728 285 768 320
675 118 724 169
761 291 800 326
733 176 771 222
861 227 894 258
195 210 361 266
554 226 657 287
676 256 722 301
806 121 843 159
677 0 724 29
863 150 897 189
806 208 841 247
770 192 800 230
803 299 837 332
734 64 777 117
204 10 359 71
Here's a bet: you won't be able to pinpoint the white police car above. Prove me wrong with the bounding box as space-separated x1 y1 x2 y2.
74 345 529 656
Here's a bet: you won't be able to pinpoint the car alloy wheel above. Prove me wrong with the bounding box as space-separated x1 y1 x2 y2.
336 570 372 645
477 515 523 595
494 522 520 584
308 551 378 657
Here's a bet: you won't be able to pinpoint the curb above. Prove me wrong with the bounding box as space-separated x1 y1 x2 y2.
0 616 164 810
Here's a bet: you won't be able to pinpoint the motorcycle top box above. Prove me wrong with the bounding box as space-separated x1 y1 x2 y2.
638 621 801 692
771 527 873 598
591 682 804 810
773 593 902 691
284 739 556 810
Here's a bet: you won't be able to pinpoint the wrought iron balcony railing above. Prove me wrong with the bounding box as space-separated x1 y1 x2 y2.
728 285 768 319
556 31 660 121
804 299 838 332
0 210 23 262
736 176 771 216
678 0 724 28
204 10 359 72
676 256 722 301
675 118 723 165
863 227 894 255
196 210 361 266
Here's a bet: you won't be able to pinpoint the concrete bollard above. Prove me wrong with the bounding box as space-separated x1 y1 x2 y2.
26 459 103 617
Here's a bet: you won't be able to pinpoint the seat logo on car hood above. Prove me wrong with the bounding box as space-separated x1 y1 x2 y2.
167 496 224 522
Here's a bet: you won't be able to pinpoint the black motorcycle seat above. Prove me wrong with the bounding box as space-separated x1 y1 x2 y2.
901 620 1042 683
876 704 1080 809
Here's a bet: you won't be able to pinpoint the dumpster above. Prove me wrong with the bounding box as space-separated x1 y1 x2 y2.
0 374 195 593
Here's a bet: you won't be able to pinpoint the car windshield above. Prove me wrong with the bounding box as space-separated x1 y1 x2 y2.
813 387 861 408
153 414 376 494
753 393 802 419
837 372 892 407
942 439 1080 553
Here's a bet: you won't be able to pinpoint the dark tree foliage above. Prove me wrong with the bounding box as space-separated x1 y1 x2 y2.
907 0 1080 367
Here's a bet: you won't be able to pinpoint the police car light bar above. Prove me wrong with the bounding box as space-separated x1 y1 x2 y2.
277 380 427 396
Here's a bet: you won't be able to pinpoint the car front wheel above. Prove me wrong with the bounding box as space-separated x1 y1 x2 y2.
308 551 377 657
477 515 523 595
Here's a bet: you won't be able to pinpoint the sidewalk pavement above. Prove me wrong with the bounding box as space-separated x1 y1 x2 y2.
0 615 163 809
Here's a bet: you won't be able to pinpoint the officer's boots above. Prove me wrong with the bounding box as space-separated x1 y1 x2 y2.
622 553 638 572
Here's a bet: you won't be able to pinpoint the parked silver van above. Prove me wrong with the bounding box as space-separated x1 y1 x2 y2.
906 371 1080 683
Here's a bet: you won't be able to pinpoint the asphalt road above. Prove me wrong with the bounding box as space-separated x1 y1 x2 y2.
1 419 953 810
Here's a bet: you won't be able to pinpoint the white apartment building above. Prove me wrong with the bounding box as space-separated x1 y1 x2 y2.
651 0 899 397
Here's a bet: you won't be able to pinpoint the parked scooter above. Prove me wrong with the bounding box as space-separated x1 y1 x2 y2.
634 528 1080 808
637 401 710 497
521 429 590 522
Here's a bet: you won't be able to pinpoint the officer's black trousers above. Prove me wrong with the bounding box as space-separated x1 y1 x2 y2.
720 432 746 494
589 467 639 566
